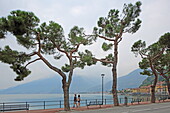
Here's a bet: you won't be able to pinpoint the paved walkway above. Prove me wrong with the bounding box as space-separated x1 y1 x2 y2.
70 102 170 113
3 99 170 113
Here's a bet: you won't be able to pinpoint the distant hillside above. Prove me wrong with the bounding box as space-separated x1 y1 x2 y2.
0 75 99 94
0 76 62 94
0 69 147 94
87 68 147 91
140 75 165 87
117 68 148 90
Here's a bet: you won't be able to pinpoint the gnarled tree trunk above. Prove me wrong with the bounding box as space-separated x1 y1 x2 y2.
161 74 170 96
165 79 170 96
62 80 70 111
112 42 119 106
150 62 158 103
150 85 156 103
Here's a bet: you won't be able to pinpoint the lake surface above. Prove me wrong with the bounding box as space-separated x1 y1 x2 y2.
0 94 115 102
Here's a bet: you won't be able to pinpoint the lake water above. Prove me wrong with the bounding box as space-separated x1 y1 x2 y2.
0 94 105 102
0 94 150 110
0 93 131 102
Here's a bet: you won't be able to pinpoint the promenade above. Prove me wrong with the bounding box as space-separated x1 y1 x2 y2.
3 99 170 113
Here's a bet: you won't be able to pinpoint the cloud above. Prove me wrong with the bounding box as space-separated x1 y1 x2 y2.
70 6 87 16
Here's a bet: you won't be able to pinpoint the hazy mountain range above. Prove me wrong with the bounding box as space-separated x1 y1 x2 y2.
0 69 147 94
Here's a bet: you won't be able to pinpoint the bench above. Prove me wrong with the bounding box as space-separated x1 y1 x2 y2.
0 104 29 112
159 97 168 102
87 101 103 108
131 99 142 104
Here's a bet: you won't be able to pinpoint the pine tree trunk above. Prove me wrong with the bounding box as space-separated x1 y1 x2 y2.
149 59 158 103
151 85 156 103
112 42 119 106
165 80 170 96
62 77 70 111
167 83 170 96
161 75 170 96
112 67 119 106
151 74 158 103
63 85 70 111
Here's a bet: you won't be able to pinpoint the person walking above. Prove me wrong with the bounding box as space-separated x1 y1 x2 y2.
73 94 77 108
77 94 81 107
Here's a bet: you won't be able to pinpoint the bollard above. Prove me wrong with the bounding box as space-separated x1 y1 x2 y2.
124 97 128 106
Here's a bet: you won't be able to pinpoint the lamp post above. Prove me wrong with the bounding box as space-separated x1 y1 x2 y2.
101 74 105 105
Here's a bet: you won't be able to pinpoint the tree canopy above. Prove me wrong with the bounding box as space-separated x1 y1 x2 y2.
0 10 96 111
131 32 170 102
88 1 142 106
0 10 95 81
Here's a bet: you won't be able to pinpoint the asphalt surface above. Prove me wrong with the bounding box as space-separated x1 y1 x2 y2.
69 102 170 113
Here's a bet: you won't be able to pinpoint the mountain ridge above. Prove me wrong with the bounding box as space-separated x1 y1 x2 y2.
0 68 147 94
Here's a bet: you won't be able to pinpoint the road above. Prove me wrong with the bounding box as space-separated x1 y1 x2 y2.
70 102 170 113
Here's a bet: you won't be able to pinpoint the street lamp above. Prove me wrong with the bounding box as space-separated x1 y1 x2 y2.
101 74 105 105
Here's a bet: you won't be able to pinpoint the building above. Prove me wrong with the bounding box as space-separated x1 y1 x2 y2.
139 86 150 94
126 81 169 95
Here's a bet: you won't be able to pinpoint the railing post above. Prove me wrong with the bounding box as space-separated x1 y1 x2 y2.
105 99 106 105
86 100 87 106
44 101 45 109
3 103 4 112
137 98 139 104
120 98 121 104
26 102 28 110
60 101 62 108
124 97 128 106
147 97 149 101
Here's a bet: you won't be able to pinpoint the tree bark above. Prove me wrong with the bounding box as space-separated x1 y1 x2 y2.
112 67 119 106
150 68 158 103
62 79 70 111
150 85 156 103
37 53 71 110
161 74 170 96
112 42 119 106
149 58 158 103
165 79 170 96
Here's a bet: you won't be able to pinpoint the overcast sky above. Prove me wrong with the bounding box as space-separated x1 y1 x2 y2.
0 0 170 89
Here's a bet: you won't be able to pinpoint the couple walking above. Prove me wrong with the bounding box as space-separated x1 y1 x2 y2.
73 94 81 108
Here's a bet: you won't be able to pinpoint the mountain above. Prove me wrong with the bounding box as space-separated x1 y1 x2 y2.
140 75 165 87
117 68 148 90
0 76 62 94
0 69 147 94
0 75 99 94
88 68 147 91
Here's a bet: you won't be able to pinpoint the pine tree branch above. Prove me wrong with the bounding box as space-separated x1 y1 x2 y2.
83 33 115 41
50 40 70 59
98 35 115 41
93 57 114 64
117 37 122 44
36 33 41 54
152 48 165 61
37 53 66 78
25 58 41 68
27 52 37 57
139 52 148 59
70 44 80 53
